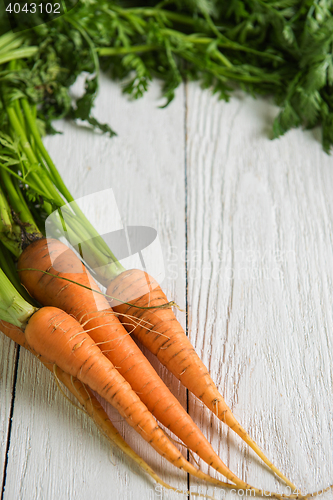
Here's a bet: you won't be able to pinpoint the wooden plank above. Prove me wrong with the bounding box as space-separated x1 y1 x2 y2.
185 83 333 499
2 75 187 500
0 335 17 493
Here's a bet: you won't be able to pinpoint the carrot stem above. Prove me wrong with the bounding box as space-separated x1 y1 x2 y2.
0 184 21 257
5 106 64 207
20 98 75 203
0 47 38 65
4 97 125 280
1 169 40 235
0 242 33 303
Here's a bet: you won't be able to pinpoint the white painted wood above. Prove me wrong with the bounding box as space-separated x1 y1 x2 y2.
2 75 187 500
185 83 333 498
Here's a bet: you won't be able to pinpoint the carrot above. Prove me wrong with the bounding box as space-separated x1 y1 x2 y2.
22 305 289 495
0 321 179 494
105 268 297 490
0 320 235 497
17 237 275 490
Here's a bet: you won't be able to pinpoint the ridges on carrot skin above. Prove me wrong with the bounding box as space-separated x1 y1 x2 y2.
17 237 273 487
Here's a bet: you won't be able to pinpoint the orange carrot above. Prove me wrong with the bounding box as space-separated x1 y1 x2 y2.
22 305 281 494
105 268 297 490
17 238 267 489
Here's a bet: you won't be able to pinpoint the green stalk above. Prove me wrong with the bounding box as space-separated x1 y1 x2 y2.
0 37 24 54
21 98 74 202
109 5 195 27
0 32 24 51
14 98 28 137
3 100 124 281
0 47 38 65
1 173 103 270
6 105 65 206
0 242 34 304
0 152 123 280
0 184 21 258
0 184 13 231
0 236 21 258
1 169 41 235
4 64 122 277
176 46 280 84
97 45 159 56
0 266 37 327
18 99 124 279
113 7 282 62
0 242 18 287
0 160 115 273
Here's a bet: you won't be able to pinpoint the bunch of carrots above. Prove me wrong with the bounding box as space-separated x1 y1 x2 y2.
0 42 331 500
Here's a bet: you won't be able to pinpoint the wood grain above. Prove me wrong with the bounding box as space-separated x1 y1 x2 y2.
185 83 333 498
0 337 17 493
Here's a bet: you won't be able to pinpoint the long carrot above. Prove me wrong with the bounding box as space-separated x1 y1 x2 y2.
105 268 297 488
22 305 291 496
17 237 282 491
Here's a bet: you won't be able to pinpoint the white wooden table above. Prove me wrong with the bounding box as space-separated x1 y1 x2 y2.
1 74 333 500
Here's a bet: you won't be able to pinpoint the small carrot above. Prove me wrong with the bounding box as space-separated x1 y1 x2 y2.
0 320 235 496
17 237 274 489
105 268 297 489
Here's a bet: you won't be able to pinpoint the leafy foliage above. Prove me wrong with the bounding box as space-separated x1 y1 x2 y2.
0 0 333 150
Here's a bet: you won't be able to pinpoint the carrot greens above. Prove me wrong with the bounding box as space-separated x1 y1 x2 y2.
1 1 333 150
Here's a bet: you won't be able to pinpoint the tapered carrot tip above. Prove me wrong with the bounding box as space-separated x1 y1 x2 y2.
107 269 298 491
